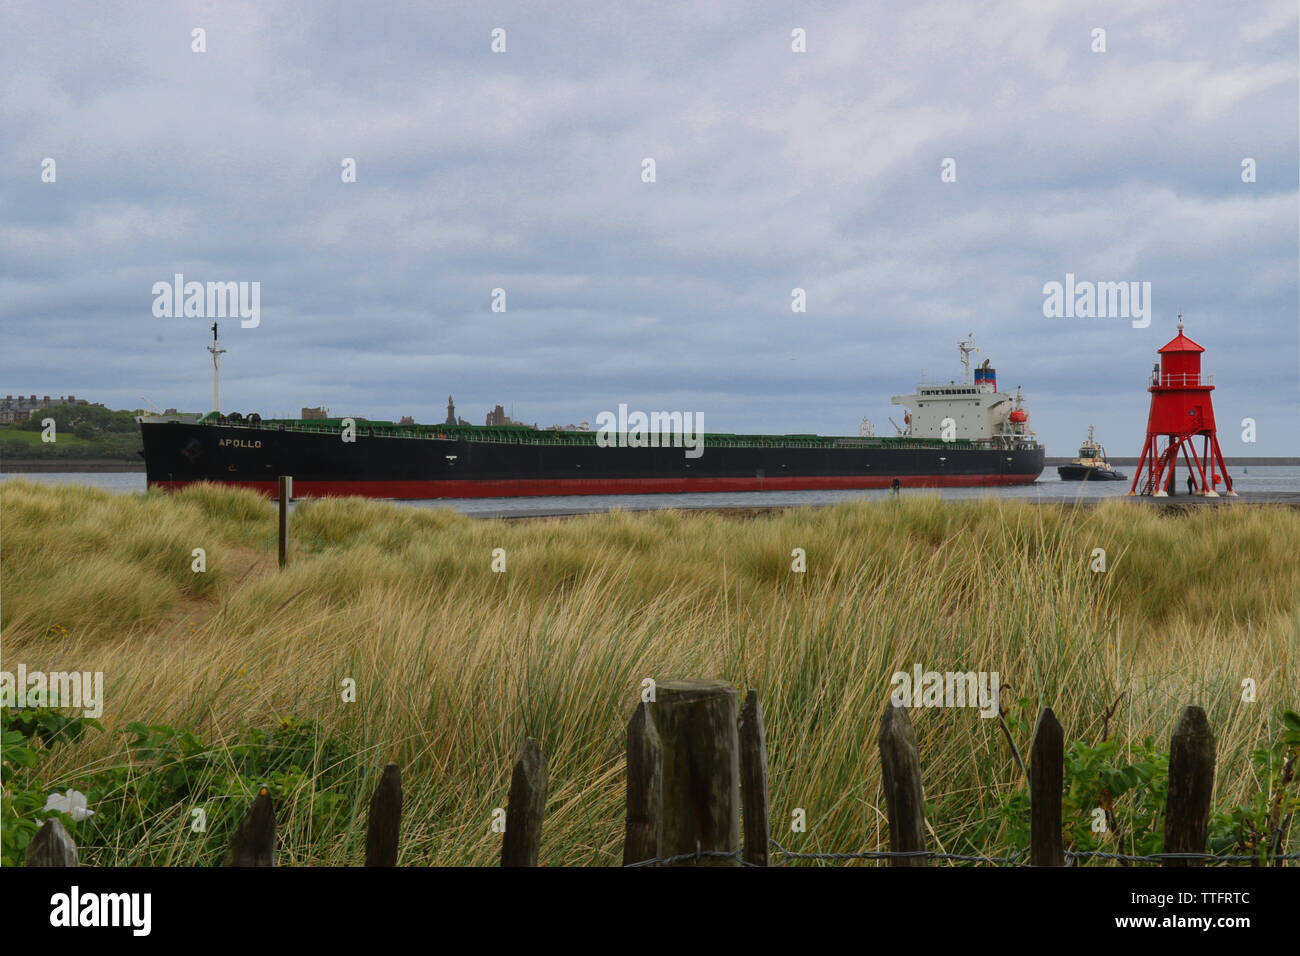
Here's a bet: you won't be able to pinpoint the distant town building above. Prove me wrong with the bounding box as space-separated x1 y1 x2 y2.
399 415 415 425
301 406 329 420
441 396 534 428
442 395 474 426
0 394 93 424
486 404 532 427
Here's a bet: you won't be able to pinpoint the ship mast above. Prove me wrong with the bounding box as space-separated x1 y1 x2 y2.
958 333 978 385
208 322 226 414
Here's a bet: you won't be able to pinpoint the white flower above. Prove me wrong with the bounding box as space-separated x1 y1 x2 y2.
43 789 95 821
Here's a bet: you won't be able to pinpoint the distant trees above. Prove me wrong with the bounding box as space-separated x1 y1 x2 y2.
4 404 142 460
19 403 138 439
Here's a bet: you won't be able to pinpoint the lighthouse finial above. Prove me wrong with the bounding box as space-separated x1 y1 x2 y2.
1177 312 1183 332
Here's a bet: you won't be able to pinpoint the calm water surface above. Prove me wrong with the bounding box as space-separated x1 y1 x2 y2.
6 467 1299 517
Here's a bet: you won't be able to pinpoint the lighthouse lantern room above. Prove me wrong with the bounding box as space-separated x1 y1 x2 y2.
1128 316 1234 497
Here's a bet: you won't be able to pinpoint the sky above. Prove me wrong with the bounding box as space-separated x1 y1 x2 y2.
1 0 1297 455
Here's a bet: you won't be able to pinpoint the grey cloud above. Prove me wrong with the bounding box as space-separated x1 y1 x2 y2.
0 0 1295 453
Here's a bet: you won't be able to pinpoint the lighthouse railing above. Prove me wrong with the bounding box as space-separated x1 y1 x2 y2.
1149 372 1214 388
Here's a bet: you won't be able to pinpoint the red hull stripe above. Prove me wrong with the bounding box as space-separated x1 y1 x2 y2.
150 474 1040 499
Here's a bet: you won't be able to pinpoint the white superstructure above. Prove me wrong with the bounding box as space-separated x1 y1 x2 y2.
890 335 1035 445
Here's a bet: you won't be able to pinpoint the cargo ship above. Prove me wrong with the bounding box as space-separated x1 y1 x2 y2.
140 332 1044 499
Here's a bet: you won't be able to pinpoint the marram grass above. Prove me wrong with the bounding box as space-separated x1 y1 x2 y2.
2 480 1297 865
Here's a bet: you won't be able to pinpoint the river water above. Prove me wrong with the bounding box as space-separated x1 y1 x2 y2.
5 467 1299 517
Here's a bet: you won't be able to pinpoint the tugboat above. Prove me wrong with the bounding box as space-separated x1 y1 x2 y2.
1058 425 1126 481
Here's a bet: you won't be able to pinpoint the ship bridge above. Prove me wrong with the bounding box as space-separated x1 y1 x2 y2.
889 335 1034 445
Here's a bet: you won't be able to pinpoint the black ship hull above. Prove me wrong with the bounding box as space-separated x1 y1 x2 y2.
1057 464 1126 481
142 422 1045 499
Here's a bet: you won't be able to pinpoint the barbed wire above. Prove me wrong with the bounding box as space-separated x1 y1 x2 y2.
623 843 757 867
1065 849 1300 864
768 840 1029 865
623 839 1300 867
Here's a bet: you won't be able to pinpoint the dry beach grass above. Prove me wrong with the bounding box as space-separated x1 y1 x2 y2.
2 479 1297 865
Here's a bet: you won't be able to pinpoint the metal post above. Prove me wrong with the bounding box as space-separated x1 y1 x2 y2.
208 322 226 415
278 476 291 568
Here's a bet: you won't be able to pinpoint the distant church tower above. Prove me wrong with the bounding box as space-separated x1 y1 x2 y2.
445 394 456 426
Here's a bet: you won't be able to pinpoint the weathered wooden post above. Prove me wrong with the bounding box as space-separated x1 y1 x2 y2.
501 737 547 867
649 679 741 866
1163 705 1216 866
278 476 291 568
365 762 402 866
623 703 663 866
1029 707 1065 866
878 701 927 866
26 818 78 866
226 786 276 866
739 689 770 867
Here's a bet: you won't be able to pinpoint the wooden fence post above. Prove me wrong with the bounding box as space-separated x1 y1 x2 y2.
1029 707 1065 866
278 476 291 568
739 689 770 867
501 737 547 867
26 818 78 866
365 762 402 866
878 701 927 866
226 785 276 866
623 702 663 866
1164 705 1216 866
650 679 741 866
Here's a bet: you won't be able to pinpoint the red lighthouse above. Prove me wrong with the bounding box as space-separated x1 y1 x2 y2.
1129 317 1234 497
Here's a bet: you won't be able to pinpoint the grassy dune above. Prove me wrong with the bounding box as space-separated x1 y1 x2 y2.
2 479 1297 865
